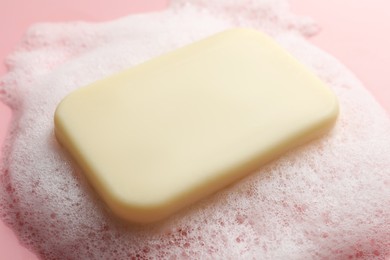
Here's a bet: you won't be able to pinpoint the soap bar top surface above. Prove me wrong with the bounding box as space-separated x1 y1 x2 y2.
54 28 338 223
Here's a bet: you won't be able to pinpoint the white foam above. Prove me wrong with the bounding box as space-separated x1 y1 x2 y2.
0 0 389 259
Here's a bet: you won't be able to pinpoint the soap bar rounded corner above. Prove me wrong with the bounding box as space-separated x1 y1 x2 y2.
53 91 77 138
318 82 340 128
54 28 339 224
105 190 182 224
327 94 340 125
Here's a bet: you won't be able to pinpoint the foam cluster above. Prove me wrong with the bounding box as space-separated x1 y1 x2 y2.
0 0 389 259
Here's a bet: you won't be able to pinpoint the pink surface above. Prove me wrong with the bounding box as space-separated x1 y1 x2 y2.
0 0 388 258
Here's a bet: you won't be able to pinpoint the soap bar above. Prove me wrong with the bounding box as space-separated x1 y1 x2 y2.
54 28 338 223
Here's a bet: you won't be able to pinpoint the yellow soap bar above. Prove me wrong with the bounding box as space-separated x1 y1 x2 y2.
54 28 338 223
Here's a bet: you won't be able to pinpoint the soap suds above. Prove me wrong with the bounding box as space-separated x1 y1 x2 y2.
1 0 389 259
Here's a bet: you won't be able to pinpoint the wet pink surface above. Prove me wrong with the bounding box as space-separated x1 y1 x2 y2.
0 0 389 258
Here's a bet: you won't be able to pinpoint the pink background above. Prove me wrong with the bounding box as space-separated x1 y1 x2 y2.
0 0 389 259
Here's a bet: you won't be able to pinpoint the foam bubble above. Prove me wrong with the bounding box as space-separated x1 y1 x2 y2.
0 0 389 259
